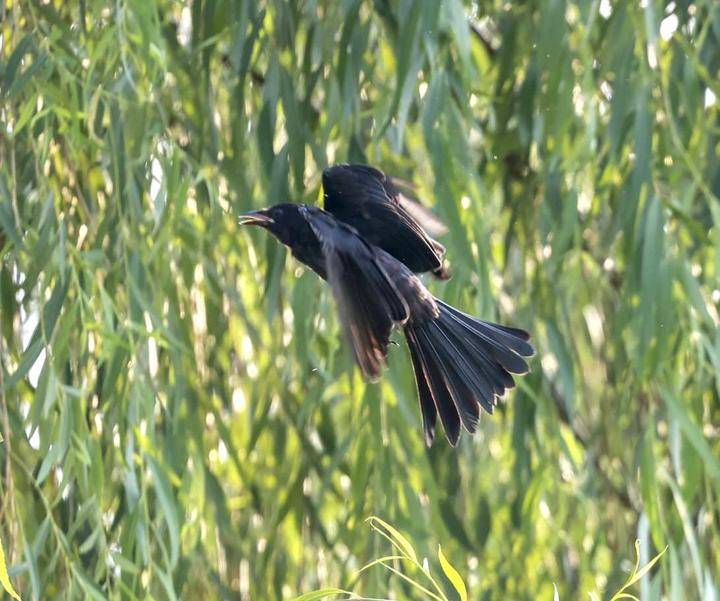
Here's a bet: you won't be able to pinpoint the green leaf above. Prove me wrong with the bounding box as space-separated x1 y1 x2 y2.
639 425 663 550
147 456 180 569
661 387 720 486
610 540 667 601
623 542 667 589
367 516 417 563
0 202 23 249
438 545 467 601
2 34 34 95
443 0 470 66
71 565 105 601
291 588 350 601
0 535 21 600
357 555 409 575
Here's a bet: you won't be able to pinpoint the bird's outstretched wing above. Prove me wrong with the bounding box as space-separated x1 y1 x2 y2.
301 206 409 380
322 164 450 279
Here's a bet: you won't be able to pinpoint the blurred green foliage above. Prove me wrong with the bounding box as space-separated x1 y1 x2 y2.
295 518 667 601
1 0 719 599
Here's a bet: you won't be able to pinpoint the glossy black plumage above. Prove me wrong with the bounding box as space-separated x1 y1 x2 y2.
322 164 450 279
239 166 534 446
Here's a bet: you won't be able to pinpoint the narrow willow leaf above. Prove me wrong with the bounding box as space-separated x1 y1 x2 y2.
669 546 682 601
367 516 417 563
1 337 42 392
292 588 351 601
380 0 422 137
2 34 34 94
661 387 720 485
357 555 409 575
154 564 179 601
0 202 23 249
71 566 105 601
147 456 180 569
443 0 470 65
608 541 666 601
438 545 467 601
6 53 49 101
639 426 663 550
36 440 59 485
623 544 667 589
677 261 713 327
0 535 20 600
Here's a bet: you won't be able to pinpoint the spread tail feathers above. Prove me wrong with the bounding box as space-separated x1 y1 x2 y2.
404 300 534 446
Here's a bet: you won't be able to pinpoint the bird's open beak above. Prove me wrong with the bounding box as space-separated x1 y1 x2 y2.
238 210 274 227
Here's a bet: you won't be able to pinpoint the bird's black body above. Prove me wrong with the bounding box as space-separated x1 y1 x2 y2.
240 164 534 445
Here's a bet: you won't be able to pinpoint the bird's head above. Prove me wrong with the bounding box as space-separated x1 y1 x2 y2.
238 203 304 246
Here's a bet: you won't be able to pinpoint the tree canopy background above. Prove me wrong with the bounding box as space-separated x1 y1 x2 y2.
1 0 719 599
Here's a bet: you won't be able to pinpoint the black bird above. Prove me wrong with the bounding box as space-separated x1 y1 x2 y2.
239 164 534 446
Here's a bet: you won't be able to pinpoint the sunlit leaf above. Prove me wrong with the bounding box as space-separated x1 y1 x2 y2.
0 536 20 601
367 516 418 563
438 545 467 601
291 589 351 601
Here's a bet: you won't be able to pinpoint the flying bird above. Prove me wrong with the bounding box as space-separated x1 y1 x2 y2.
239 164 534 445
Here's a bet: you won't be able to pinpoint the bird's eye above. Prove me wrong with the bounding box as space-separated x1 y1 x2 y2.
273 208 283 219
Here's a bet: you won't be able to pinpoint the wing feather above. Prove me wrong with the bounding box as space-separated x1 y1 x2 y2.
301 206 408 380
322 164 449 278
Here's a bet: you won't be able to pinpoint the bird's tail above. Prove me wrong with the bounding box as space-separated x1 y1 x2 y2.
403 300 534 446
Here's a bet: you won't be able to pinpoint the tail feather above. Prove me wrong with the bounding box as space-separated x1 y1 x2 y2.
416 325 480 435
438 301 535 359
405 329 437 446
435 315 512 401
405 300 534 445
427 320 494 417
486 321 532 342
408 328 462 444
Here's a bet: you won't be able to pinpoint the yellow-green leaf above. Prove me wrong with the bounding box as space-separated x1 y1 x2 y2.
0 535 21 601
291 588 350 601
367 516 417 563
438 545 467 601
